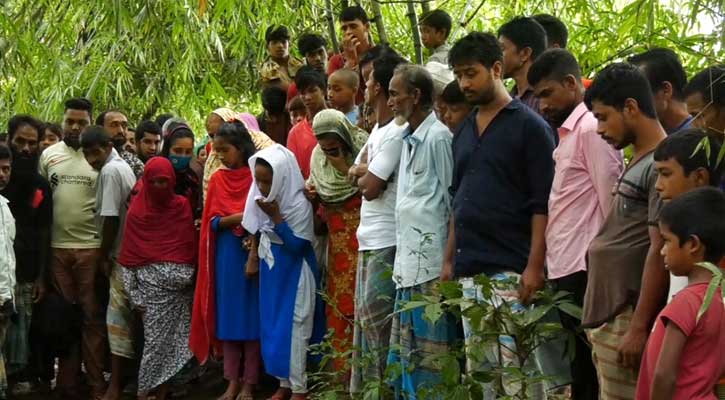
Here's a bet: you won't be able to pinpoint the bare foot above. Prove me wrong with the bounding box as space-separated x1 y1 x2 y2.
236 382 255 400
267 387 292 400
290 393 307 400
218 380 241 400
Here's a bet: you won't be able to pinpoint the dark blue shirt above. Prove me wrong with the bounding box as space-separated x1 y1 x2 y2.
451 99 555 277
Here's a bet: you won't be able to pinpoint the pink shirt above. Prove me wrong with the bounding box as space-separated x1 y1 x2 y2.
545 102 623 279
286 119 317 179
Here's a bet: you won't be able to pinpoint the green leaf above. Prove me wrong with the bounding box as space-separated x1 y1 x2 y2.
438 280 463 299
524 304 552 325
557 302 583 320
424 303 444 324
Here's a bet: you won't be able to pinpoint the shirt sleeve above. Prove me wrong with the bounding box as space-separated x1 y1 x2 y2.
660 288 700 337
432 132 454 212
646 162 663 225
524 118 555 215
368 134 403 181
38 151 49 179
583 128 622 217
99 170 123 217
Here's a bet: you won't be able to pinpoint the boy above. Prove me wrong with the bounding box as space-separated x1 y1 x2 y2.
635 187 725 400
420 9 452 64
288 96 306 127
437 80 472 131
327 68 359 124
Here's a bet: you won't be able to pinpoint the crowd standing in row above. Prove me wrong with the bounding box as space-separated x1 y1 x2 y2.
0 5 724 400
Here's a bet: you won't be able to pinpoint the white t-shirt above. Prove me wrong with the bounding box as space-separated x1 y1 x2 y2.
96 149 137 258
355 120 407 250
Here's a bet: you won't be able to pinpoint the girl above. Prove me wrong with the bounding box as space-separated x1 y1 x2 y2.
306 109 367 371
243 144 322 400
160 121 203 219
190 121 261 400
118 157 196 400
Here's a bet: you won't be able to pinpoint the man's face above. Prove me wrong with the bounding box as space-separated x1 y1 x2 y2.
655 158 706 203
341 19 370 49
103 111 128 148
442 102 473 131
0 158 10 190
124 130 136 154
499 36 523 79
267 39 289 60
590 101 636 150
388 74 416 125
686 91 725 133
532 77 578 126
420 25 446 49
300 86 326 115
10 124 40 157
453 61 498 106
62 109 91 147
137 132 161 162
83 143 112 171
364 67 379 106
306 47 328 73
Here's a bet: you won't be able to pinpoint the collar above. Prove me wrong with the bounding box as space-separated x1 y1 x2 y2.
105 148 120 165
433 43 450 53
510 85 535 100
560 102 589 133
405 112 439 143
465 99 523 124
0 194 8 206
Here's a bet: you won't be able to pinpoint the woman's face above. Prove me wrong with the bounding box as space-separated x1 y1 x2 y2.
317 136 346 159
205 114 225 138
170 137 194 157
149 176 169 189
213 136 242 169
197 148 208 165
254 163 274 197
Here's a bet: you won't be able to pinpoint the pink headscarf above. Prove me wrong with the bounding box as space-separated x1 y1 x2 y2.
237 112 260 132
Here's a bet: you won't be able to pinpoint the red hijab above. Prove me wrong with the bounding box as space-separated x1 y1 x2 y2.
190 165 253 364
118 157 195 268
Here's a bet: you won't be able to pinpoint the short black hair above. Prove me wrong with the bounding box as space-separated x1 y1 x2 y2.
262 86 289 115
94 110 124 126
532 14 568 49
394 64 435 110
340 5 369 24
295 65 327 93
497 16 547 60
64 97 93 119
80 126 113 148
7 115 42 141
287 95 306 112
265 25 290 43
584 62 658 119
298 33 327 56
449 31 502 69
216 121 257 165
420 9 453 38
154 113 174 129
654 128 723 185
0 143 11 161
161 122 194 157
527 48 582 87
41 122 63 140
440 81 466 105
372 51 407 98
628 48 688 101
684 65 725 107
659 186 725 263
135 120 162 143
359 44 390 70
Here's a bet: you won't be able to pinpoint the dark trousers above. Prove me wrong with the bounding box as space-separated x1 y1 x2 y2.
551 271 599 400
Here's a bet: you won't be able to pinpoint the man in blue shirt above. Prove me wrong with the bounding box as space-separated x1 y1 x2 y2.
444 31 555 397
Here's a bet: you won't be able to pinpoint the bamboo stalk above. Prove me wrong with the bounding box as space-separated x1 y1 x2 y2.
407 0 423 64
421 0 431 13
325 0 340 53
370 0 388 44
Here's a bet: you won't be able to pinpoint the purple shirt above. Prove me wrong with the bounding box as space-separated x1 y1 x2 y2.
545 103 623 280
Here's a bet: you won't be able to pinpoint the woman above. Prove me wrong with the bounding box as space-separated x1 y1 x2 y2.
119 157 196 400
307 109 368 372
190 121 260 400
242 144 323 400
161 121 203 219
202 110 275 203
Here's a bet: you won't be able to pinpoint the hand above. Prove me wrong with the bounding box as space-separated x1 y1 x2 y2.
32 279 46 303
245 254 260 278
343 34 360 68
242 237 254 251
304 184 318 201
518 264 545 305
326 152 351 174
256 199 282 224
440 260 454 282
617 327 648 369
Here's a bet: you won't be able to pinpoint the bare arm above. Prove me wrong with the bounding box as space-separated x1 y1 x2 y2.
218 213 243 230
519 214 548 304
358 171 387 201
649 322 686 400
440 216 455 281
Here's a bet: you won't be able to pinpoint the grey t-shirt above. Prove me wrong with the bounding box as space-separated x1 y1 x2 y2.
582 151 662 328
96 149 137 258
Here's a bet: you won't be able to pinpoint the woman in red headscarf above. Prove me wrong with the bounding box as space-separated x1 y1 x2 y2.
119 157 196 400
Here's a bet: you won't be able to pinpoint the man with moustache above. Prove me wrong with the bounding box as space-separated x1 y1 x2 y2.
96 111 143 178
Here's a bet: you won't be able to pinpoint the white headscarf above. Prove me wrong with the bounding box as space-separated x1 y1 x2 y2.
242 144 314 268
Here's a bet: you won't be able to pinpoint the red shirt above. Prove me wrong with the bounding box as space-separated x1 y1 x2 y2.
636 282 725 400
286 119 317 179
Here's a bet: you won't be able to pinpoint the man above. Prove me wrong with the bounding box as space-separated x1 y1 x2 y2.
329 5 373 104
386 64 456 398
0 116 52 392
134 120 162 164
347 51 407 394
445 32 554 398
124 127 136 154
629 48 693 134
96 111 144 177
299 33 328 74
0 144 15 400
38 97 106 399
684 65 725 133
528 49 623 400
258 86 293 145
532 14 568 49
498 17 548 114
287 66 328 179
420 9 452 65
80 127 136 400
582 63 668 400
260 25 304 92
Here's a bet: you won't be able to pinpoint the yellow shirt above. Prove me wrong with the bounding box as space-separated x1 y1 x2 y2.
39 141 101 249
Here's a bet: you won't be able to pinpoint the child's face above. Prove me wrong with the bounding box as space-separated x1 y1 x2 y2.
420 25 446 49
442 102 473 132
254 163 274 197
655 158 708 202
328 75 356 111
659 222 695 276
290 109 306 126
213 136 242 169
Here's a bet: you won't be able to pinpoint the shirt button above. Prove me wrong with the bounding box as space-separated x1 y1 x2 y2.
456 249 461 254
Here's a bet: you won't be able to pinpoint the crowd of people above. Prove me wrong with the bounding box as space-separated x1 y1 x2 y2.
0 4 724 400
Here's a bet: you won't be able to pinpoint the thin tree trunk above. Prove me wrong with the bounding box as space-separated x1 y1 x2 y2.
370 0 388 44
407 0 423 64
326 0 340 53
421 0 431 14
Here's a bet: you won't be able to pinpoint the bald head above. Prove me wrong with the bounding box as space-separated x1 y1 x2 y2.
329 68 360 90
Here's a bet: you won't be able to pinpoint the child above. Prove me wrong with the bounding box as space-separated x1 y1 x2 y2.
438 80 473 132
635 187 725 400
653 128 723 300
242 144 322 400
288 96 307 127
420 9 452 64
327 69 360 125
190 121 261 400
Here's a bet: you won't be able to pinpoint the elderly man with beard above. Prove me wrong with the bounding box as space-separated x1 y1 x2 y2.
97 111 144 178
0 115 52 395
